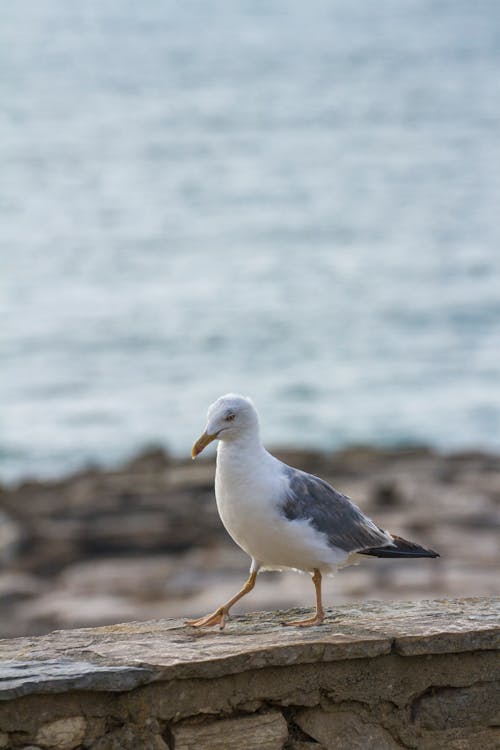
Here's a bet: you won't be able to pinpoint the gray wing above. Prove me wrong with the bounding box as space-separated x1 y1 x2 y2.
281 465 392 553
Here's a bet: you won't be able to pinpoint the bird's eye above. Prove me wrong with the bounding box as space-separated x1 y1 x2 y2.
225 413 235 422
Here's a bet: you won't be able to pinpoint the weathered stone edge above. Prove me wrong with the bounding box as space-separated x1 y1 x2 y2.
142 634 393 681
0 659 155 701
0 634 393 701
395 627 500 655
1 597 498 701
1 626 499 701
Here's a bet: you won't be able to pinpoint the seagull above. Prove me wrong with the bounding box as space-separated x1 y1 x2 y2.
186 394 439 629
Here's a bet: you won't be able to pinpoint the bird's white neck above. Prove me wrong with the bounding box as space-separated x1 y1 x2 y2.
216 429 268 472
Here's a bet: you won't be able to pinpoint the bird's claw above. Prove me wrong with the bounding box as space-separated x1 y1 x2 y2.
185 607 228 629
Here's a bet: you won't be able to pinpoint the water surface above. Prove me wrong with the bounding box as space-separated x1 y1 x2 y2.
1 1 500 480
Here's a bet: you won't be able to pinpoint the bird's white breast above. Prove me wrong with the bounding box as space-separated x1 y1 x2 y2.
214 441 343 571
215 442 280 550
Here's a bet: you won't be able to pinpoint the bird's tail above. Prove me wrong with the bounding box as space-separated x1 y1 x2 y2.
359 534 439 558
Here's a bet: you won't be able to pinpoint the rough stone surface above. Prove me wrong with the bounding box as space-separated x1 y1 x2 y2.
0 660 153 700
83 718 107 748
91 721 168 750
417 727 500 750
171 710 288 750
0 732 9 748
35 716 86 750
0 598 497 749
295 706 403 749
412 681 500 730
0 597 497 700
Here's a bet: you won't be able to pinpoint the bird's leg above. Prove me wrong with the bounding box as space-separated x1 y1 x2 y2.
185 571 257 630
283 568 324 627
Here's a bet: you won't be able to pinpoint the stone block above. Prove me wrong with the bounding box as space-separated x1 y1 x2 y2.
83 717 106 747
417 726 500 750
295 707 403 750
91 721 168 750
0 692 123 735
171 710 288 750
321 651 499 710
35 716 86 750
413 682 500 730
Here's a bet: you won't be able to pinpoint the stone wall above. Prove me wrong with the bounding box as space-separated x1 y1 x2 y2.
0 597 498 750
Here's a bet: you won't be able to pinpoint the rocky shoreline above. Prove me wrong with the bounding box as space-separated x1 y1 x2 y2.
0 445 499 638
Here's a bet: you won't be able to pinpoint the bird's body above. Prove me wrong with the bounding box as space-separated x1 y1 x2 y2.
215 438 322 573
187 394 439 629
215 437 388 574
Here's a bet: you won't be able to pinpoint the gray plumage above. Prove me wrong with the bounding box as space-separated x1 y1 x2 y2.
281 465 392 554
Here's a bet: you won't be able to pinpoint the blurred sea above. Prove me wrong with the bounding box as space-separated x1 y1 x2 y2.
1 0 500 482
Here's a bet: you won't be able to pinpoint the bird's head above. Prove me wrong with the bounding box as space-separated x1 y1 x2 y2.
191 394 259 458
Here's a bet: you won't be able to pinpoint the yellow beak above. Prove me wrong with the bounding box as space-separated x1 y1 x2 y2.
191 430 218 459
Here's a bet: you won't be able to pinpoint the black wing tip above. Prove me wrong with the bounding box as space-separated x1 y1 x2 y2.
424 548 440 558
359 547 440 558
359 534 440 559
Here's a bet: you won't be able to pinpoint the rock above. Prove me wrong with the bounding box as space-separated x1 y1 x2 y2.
91 721 168 750
413 682 500 730
124 446 170 472
83 717 106 747
417 727 500 750
0 733 9 748
17 590 147 629
0 510 24 561
170 710 288 750
59 555 193 600
35 716 86 750
0 572 45 605
295 707 403 750
0 659 153 701
371 480 403 508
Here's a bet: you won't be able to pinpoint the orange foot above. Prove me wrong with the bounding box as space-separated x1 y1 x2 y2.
185 607 228 630
282 614 324 627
